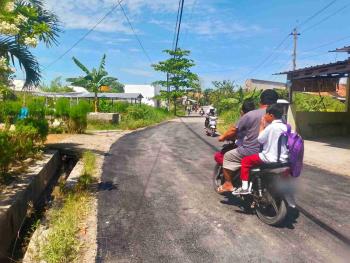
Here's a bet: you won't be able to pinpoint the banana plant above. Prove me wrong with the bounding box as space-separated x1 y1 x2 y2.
67 54 118 112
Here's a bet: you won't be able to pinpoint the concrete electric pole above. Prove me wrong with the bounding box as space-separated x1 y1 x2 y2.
291 28 300 71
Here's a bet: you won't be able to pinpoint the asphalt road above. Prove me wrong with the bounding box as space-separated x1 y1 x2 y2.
96 117 350 263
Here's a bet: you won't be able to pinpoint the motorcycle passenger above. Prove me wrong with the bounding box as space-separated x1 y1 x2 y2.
232 104 288 195
217 89 278 194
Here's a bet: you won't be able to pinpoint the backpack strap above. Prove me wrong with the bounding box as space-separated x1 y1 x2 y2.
277 134 285 163
277 124 290 162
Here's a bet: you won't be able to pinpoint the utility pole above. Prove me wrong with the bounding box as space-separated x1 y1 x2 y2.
291 28 300 71
172 0 185 116
289 28 300 103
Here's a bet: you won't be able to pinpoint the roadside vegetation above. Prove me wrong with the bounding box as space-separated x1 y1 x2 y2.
200 80 346 134
88 101 173 130
152 48 200 114
39 151 96 263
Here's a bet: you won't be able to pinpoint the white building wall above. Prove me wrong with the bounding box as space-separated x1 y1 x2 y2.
124 84 160 107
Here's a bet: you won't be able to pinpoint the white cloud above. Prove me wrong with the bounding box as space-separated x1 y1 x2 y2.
121 68 155 77
129 48 141 52
45 0 197 33
86 33 132 44
184 19 262 37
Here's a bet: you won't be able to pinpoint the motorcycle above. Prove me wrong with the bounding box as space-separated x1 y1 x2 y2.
206 116 218 137
213 144 296 226
199 109 205 116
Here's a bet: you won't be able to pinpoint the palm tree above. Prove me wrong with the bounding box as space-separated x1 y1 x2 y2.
0 37 40 87
0 0 61 88
67 54 118 112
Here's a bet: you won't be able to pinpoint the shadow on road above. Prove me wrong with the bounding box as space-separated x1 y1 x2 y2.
220 195 300 229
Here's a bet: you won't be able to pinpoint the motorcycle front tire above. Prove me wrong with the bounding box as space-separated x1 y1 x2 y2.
213 164 225 193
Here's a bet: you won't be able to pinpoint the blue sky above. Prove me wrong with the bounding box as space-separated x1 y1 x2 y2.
24 0 350 88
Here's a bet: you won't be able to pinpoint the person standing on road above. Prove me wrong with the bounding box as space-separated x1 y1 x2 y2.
217 89 279 194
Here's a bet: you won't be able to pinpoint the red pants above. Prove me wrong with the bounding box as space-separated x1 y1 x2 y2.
241 154 263 181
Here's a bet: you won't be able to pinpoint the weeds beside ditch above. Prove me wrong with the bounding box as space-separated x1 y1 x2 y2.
88 103 174 131
39 151 96 263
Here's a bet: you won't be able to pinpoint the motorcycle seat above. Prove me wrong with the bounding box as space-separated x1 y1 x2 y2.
259 162 290 169
250 162 290 173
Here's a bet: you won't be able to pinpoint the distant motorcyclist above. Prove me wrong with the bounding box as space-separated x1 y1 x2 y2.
205 106 216 127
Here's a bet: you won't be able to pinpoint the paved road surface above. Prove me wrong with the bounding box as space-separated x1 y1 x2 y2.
97 118 350 263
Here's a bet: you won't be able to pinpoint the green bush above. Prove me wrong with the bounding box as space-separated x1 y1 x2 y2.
12 124 38 160
0 131 14 177
68 101 91 133
16 118 49 143
112 101 130 113
0 100 22 126
54 98 70 118
99 100 130 113
294 93 345 112
27 97 46 119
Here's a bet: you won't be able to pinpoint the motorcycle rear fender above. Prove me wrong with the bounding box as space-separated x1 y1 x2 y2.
284 194 296 208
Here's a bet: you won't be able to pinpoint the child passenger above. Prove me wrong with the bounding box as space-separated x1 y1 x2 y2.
232 104 289 195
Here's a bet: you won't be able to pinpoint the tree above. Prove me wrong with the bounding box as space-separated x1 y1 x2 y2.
67 54 118 112
106 79 124 93
152 48 199 114
40 76 74 93
212 80 236 95
0 0 61 88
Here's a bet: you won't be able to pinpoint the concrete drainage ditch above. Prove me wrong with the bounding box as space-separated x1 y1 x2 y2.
0 150 78 262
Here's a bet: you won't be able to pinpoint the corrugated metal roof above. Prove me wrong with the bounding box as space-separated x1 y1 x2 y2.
247 78 286 86
275 59 350 75
32 92 143 99
329 46 350 53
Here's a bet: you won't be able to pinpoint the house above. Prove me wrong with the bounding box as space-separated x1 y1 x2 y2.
276 46 350 138
124 84 161 107
245 79 286 91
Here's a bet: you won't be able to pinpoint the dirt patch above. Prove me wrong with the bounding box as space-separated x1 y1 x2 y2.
46 134 72 144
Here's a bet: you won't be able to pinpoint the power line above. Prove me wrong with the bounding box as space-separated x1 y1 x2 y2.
233 34 290 82
118 2 153 64
174 0 185 51
302 34 350 53
172 0 182 50
301 3 350 33
298 0 337 28
43 0 124 70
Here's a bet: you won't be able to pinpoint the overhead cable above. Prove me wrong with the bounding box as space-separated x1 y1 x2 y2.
298 0 337 28
43 0 124 70
302 3 350 33
118 2 153 64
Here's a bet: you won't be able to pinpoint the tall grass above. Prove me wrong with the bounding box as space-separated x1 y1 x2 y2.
40 151 96 263
41 192 91 263
217 109 241 134
88 103 173 130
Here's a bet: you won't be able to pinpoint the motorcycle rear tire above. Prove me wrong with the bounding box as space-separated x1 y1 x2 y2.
255 195 287 226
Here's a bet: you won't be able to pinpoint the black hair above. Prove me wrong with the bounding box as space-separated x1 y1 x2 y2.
260 89 279 105
266 104 283 119
241 99 256 114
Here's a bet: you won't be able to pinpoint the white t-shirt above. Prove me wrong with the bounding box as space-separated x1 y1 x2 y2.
258 120 288 163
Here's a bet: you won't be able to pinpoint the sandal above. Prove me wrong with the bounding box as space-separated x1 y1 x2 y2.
217 185 234 194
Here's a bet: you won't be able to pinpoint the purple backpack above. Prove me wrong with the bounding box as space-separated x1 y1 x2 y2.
278 124 304 177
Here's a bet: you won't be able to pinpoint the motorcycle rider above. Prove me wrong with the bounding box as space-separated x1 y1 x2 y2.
205 106 216 127
232 103 288 195
217 89 278 194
